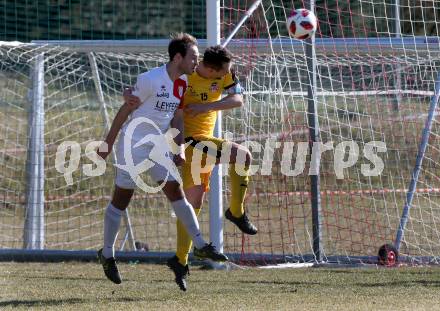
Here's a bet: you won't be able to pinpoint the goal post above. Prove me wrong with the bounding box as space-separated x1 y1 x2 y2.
206 0 223 254
23 53 45 250
304 0 323 262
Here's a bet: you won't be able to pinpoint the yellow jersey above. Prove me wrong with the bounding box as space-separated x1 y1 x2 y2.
183 71 239 137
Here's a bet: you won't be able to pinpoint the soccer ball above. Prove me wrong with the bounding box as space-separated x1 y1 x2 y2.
377 243 399 266
287 8 318 40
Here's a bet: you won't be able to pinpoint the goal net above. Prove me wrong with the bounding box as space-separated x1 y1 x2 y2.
0 0 439 265
220 0 440 264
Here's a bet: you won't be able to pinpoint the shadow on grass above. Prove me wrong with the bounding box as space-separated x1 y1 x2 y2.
0 296 150 307
148 277 322 290
0 298 88 307
234 280 322 286
357 280 440 288
6 274 105 282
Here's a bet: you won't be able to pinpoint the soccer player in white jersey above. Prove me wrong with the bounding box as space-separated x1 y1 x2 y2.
96 33 227 286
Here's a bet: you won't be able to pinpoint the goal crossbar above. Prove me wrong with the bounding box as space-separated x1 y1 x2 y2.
25 37 440 55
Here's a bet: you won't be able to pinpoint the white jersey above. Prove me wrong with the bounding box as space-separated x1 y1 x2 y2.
121 65 187 142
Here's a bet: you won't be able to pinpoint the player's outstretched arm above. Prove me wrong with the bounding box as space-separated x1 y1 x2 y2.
185 93 243 116
210 93 243 111
97 102 137 160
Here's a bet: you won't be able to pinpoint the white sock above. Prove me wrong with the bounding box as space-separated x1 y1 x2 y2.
102 203 123 258
171 198 206 249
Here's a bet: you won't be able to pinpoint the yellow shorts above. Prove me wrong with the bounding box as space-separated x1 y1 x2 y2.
182 136 228 192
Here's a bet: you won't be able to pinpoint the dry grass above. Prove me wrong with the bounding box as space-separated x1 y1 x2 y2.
1 262 440 310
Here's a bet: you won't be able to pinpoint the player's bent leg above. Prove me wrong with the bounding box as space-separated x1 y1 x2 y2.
161 180 228 262
99 185 134 284
224 142 258 235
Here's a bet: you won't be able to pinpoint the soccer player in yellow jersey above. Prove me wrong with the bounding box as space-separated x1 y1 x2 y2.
124 45 257 291
168 45 258 291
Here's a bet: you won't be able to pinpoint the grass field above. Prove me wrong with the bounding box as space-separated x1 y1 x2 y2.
1 262 440 310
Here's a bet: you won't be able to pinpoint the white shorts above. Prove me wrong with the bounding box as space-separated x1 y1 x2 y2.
114 133 178 190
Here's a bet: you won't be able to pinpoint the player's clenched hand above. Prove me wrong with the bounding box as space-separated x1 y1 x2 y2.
123 87 141 110
184 103 210 116
173 153 185 167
